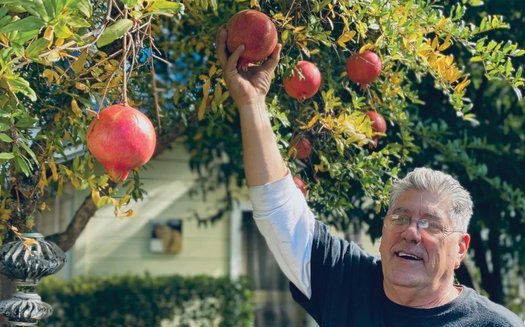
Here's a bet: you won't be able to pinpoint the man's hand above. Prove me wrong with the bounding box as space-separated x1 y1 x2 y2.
215 26 281 109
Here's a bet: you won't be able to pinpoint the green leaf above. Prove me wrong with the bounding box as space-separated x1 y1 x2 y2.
14 154 31 176
25 38 49 61
18 139 38 163
96 19 133 48
0 133 13 142
146 1 183 13
1 75 37 101
0 152 14 160
0 16 44 33
0 122 9 131
121 0 139 7
76 0 93 18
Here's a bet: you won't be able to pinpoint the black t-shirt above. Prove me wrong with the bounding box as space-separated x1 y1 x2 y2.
290 221 524 326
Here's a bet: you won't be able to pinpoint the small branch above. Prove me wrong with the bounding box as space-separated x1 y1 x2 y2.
148 19 162 132
122 9 129 105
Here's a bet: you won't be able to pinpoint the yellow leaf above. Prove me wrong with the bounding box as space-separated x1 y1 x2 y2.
23 238 38 247
294 26 306 33
49 159 58 181
43 26 54 41
431 36 439 50
209 64 217 77
121 209 134 217
281 29 290 42
306 114 320 129
197 79 211 120
91 189 101 204
337 31 356 47
75 82 90 92
42 69 60 85
454 77 471 93
71 98 82 117
438 34 452 51
55 38 64 46
0 33 9 45
359 43 375 53
0 209 11 221
71 49 88 74
71 177 80 189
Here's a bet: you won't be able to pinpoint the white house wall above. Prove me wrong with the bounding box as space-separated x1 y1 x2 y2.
38 140 234 279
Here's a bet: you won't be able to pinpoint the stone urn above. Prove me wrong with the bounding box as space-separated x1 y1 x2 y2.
0 233 65 326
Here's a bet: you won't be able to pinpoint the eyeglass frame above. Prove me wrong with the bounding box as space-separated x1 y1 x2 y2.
383 213 464 237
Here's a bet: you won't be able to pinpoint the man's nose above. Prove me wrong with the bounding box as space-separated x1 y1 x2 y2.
402 220 422 243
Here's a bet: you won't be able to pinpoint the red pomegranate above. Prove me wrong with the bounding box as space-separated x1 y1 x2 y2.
293 175 308 197
366 111 387 148
345 50 382 89
226 9 278 69
289 136 313 160
284 61 322 101
87 104 157 183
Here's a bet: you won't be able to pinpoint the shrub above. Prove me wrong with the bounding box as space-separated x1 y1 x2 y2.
37 274 254 327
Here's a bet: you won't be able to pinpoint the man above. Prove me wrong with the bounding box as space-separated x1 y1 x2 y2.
215 26 524 326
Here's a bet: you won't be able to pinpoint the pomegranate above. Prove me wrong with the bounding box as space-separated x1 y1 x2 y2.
284 61 322 101
345 50 382 89
289 136 313 160
87 104 156 183
226 9 278 69
366 111 387 148
293 175 308 197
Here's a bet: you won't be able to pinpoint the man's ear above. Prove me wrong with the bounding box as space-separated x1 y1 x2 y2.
455 233 471 269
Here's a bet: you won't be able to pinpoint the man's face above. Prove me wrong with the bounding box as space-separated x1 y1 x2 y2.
379 189 470 293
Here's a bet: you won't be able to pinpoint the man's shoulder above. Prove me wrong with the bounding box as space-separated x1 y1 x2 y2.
461 287 524 326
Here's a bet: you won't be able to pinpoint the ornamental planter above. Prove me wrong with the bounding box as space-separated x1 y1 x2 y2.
0 233 65 326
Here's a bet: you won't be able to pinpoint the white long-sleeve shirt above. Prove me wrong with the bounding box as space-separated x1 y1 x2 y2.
248 172 315 298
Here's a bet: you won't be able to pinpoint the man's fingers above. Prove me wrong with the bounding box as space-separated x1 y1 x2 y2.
215 26 228 68
225 44 245 73
262 43 281 72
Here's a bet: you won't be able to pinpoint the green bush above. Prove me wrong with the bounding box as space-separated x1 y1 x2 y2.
37 274 254 327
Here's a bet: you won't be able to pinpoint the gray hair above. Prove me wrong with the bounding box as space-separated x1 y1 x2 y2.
389 167 473 232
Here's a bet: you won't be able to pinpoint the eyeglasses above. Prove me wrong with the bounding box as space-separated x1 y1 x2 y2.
383 214 463 237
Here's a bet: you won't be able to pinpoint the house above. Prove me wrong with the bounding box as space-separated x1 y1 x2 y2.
35 139 380 326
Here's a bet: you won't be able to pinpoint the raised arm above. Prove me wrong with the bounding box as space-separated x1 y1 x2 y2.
215 26 287 186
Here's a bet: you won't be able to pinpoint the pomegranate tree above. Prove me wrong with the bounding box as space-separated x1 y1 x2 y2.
283 61 322 101
293 175 308 198
345 50 382 89
289 136 313 160
226 9 278 69
86 104 157 183
366 111 387 148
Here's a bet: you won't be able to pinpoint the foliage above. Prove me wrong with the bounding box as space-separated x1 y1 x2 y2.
37 274 254 327
0 0 184 240
404 0 525 312
0 0 523 311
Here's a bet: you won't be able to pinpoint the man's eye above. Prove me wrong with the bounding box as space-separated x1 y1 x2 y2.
397 215 411 224
425 221 444 232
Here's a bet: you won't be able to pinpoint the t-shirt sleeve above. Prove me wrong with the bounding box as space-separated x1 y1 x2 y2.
290 221 382 324
249 172 316 299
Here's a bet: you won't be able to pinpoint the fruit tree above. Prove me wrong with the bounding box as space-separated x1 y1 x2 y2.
0 0 523 311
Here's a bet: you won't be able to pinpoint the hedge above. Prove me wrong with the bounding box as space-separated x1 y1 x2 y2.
36 274 254 327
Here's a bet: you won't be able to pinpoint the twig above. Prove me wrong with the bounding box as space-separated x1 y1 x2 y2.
148 18 162 132
122 8 129 105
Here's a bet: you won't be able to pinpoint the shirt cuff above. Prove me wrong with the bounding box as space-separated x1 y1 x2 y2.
248 171 296 213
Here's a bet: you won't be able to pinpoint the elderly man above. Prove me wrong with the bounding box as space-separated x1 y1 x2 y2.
215 26 523 326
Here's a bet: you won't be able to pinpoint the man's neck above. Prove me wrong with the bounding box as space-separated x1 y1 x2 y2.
383 282 462 308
